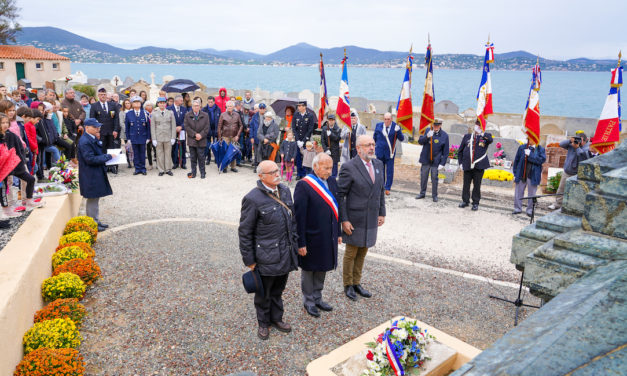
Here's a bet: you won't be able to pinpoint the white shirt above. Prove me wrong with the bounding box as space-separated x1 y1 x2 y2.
262 182 279 196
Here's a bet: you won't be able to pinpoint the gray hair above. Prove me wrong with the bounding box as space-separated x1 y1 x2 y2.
64 88 75 94
383 112 393 119
256 164 264 174
312 152 331 169
192 99 202 106
45 88 55 95
144 102 154 109
226 100 235 107
174 95 183 101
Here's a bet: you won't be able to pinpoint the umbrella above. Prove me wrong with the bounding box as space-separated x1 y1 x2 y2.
218 143 242 172
210 140 227 168
270 98 317 118
0 145 20 182
161 79 200 93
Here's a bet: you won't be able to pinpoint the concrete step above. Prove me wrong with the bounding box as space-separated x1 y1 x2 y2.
578 145 627 183
535 211 581 233
520 223 559 242
553 230 627 260
511 223 560 267
523 254 587 300
534 241 609 271
562 176 599 217
599 165 627 197
583 192 627 240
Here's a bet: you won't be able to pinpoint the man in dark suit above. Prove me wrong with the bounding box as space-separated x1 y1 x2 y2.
125 96 151 175
373 112 405 195
320 114 342 178
457 120 493 210
416 118 449 202
90 88 120 173
184 99 210 179
239 160 298 340
77 118 115 232
337 135 386 300
294 153 341 317
291 100 316 179
167 95 187 169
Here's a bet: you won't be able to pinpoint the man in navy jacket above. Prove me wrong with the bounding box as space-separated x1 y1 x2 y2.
512 141 546 216
373 112 405 195
125 96 151 175
416 118 449 202
167 95 187 169
77 118 115 231
457 120 493 210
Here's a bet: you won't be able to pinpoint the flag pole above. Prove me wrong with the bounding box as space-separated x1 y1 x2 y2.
427 36 433 161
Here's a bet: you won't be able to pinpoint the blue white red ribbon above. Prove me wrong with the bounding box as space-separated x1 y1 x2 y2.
385 328 404 376
302 174 338 221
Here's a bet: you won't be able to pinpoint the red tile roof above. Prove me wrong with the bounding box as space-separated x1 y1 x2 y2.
0 45 70 60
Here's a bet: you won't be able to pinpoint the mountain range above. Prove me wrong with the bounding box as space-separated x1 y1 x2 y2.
13 27 619 71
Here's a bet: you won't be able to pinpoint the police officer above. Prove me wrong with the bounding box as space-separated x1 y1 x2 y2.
457 120 493 210
124 96 151 175
416 118 449 202
320 114 342 178
291 100 316 179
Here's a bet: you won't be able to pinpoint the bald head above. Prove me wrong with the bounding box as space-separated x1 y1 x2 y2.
257 160 281 189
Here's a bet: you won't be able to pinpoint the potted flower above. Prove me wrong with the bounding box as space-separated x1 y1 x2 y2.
448 145 459 165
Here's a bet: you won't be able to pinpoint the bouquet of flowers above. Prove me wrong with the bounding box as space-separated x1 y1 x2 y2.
448 145 460 160
493 142 506 160
362 318 435 376
48 156 79 190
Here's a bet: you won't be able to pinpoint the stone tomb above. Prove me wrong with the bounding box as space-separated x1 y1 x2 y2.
307 316 480 376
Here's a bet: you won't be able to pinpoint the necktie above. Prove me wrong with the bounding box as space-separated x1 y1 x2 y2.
386 127 390 134
136 111 139 117
272 190 279 198
161 111 165 116
103 102 107 112
366 161 375 183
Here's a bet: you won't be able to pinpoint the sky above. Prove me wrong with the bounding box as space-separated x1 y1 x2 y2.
18 0 627 60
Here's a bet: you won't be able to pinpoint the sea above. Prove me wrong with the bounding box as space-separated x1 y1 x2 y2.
72 63 622 120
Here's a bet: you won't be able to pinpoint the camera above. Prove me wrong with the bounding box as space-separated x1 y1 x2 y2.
573 136 581 145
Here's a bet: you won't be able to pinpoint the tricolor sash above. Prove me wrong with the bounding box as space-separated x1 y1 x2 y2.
385 329 405 376
302 174 338 221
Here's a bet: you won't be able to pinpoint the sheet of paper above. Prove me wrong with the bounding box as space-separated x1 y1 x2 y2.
179 130 186 141
106 149 127 165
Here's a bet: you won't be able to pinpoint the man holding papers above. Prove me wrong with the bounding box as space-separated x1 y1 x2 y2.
77 118 116 232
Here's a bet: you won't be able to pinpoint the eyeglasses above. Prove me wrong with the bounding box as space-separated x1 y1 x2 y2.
360 142 375 147
261 169 280 175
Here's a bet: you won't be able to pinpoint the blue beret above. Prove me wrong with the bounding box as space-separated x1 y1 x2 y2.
84 118 102 127
258 103 267 109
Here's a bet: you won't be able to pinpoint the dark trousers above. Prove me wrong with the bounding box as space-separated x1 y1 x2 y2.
189 146 206 176
13 170 35 199
172 139 187 168
331 161 338 178
1 179 8 207
132 143 146 173
296 148 305 178
254 273 289 327
462 169 484 205
146 141 156 166
301 270 326 308
420 162 439 197
379 156 395 190
205 134 218 163
55 138 73 159
100 134 116 172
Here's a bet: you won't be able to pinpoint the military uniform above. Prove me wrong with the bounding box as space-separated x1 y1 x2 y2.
124 100 151 175
417 125 449 201
457 131 493 209
291 102 316 178
320 117 341 177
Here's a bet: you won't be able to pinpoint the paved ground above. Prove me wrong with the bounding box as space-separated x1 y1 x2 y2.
81 221 539 376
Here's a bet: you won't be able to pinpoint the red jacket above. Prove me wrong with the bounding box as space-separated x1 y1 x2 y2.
215 87 228 113
24 121 39 154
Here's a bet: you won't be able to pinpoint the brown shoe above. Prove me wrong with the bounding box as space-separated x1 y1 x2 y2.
258 326 269 340
385 190 391 195
271 321 292 333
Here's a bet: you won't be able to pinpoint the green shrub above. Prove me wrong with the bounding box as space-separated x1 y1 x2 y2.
71 84 95 98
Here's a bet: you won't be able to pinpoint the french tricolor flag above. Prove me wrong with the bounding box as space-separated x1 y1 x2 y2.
336 52 351 128
591 64 622 154
419 42 435 135
396 50 413 133
523 62 542 145
476 42 494 131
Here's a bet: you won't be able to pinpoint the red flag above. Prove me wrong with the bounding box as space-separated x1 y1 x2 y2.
318 53 328 128
476 42 494 131
336 51 351 128
419 42 434 135
523 61 542 145
590 57 622 154
396 48 413 133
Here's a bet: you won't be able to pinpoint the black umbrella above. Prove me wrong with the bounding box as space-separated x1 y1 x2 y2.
270 98 317 118
161 79 200 93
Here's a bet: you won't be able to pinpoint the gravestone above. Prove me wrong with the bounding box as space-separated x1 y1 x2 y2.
123 76 135 88
499 125 527 141
486 137 519 164
110 75 122 88
449 123 470 135
299 89 315 107
367 103 376 113
448 133 463 149
350 97 368 112
434 100 459 114
87 78 100 85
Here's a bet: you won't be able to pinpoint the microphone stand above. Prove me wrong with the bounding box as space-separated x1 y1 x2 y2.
489 193 563 326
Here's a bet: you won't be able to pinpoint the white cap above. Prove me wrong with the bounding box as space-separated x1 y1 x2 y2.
131 96 142 103
264 111 274 118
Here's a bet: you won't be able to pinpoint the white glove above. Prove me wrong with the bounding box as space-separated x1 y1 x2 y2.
325 150 331 155
126 139 131 145
524 149 531 156
170 139 175 145
395 124 400 132
152 140 157 147
326 130 331 136
297 141 304 148
427 130 434 138
438 165 444 170
146 139 150 145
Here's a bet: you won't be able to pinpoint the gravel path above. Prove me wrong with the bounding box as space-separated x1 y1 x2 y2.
0 210 32 251
81 221 539 376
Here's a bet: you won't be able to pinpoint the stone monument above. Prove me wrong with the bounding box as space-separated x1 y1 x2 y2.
453 140 627 375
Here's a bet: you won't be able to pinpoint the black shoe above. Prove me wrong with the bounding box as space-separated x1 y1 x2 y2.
181 165 187 170
158 172 164 176
172 165 178 170
344 285 358 301
353 284 372 298
459 202 469 208
187 173 196 179
304 304 320 317
97 224 107 232
201 173 206 179
271 321 292 333
97 222 109 228
526 212 533 217
257 326 269 340
415 194 426 199
127 164 132 169
432 197 438 202
316 301 333 312
112 167 118 175
236 163 242 167
512 210 522 215
471 204 479 211
205 160 210 165
133 171 140 175
166 171 173 176
222 169 227 173
231 167 238 173
141 172 147 175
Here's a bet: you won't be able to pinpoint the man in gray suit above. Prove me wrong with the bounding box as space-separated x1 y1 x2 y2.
337 135 386 300
150 97 176 176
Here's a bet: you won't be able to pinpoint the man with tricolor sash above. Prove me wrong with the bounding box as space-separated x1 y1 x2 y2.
294 153 341 317
373 112 405 195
